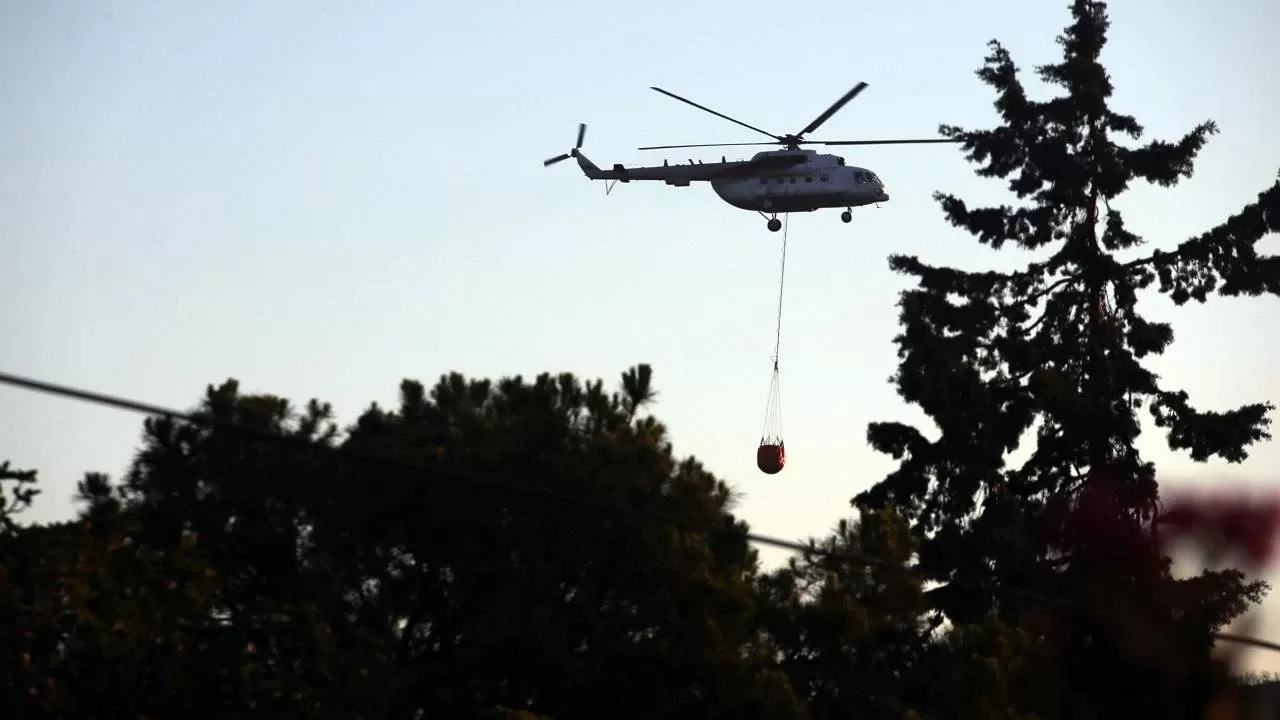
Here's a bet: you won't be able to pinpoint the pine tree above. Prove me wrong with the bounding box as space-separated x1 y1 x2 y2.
853 1 1280 716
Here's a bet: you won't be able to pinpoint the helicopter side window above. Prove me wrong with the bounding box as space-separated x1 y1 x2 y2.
819 174 829 182
804 176 812 183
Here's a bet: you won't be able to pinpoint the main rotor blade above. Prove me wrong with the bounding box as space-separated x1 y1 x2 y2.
796 82 868 138
638 141 780 150
543 153 572 166
649 86 779 143
575 123 586 148
812 138 963 146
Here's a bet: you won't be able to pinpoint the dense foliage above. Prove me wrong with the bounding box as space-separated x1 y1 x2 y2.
851 0 1280 716
2 366 1055 719
3 2 1277 717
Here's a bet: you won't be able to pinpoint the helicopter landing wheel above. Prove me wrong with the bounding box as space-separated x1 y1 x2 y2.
841 210 852 223
767 217 782 232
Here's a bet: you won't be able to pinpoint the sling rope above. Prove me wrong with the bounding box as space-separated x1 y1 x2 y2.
771 213 789 372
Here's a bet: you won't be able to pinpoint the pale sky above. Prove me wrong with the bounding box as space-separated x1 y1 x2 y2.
2 0 1278 671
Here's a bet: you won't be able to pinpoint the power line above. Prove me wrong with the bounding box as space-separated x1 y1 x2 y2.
0 369 821 557
2 368 1277 656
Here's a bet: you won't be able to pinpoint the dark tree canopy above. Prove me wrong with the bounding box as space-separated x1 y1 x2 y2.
119 366 819 720
0 363 1043 719
3 3 1276 718
3 366 826 719
854 0 1278 716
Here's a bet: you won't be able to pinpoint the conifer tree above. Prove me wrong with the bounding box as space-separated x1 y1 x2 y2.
853 1 1279 715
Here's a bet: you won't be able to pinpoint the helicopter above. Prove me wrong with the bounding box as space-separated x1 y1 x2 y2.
543 82 961 232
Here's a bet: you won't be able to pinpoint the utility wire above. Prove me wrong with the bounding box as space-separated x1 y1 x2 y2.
0 370 818 555
2 368 1279 656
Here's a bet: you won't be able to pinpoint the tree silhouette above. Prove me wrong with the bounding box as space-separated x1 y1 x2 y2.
853 1 1279 716
754 508 936 718
0 465 297 717
0 460 39 533
98 365 807 719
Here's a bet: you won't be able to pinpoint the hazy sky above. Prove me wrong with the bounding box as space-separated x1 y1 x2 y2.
2 0 1278 670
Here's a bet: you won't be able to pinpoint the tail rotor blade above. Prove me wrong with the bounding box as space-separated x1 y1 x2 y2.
544 122 587 168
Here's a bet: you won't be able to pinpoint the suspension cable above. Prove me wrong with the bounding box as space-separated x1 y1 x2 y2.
771 214 789 372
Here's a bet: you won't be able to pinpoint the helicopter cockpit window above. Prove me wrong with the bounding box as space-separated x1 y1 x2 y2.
855 171 866 183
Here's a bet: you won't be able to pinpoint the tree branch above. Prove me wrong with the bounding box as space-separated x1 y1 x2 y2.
1122 176 1280 304
1149 390 1274 463
1119 120 1219 188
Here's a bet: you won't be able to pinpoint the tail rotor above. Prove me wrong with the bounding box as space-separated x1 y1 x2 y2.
543 123 587 167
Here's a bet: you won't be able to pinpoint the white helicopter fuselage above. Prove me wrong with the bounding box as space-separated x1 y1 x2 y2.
560 144 895 230
709 150 889 213
545 83 957 231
